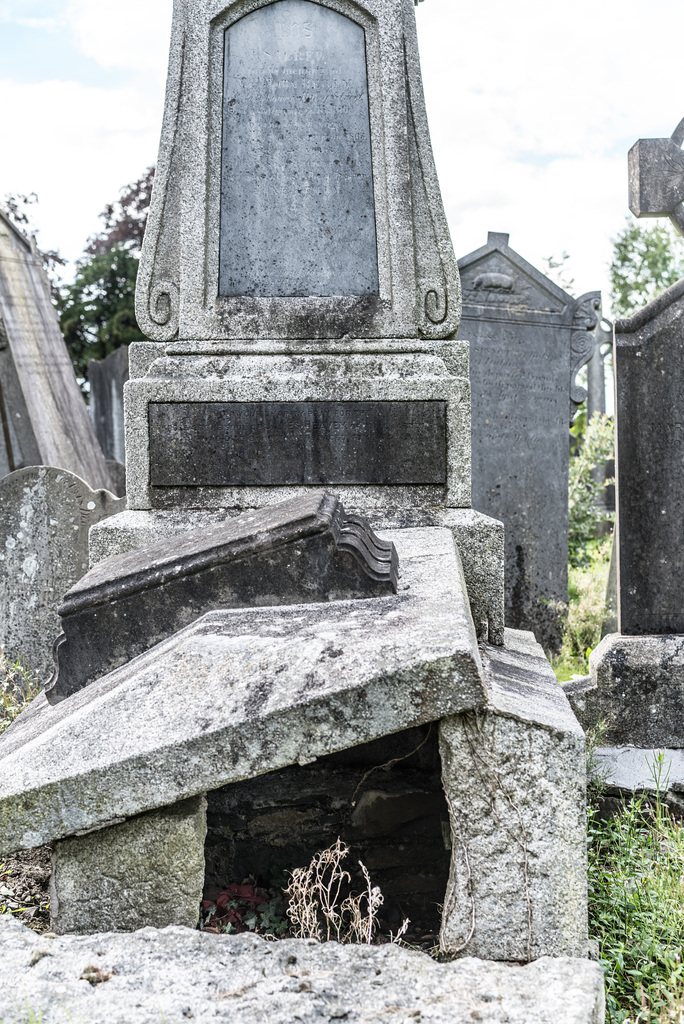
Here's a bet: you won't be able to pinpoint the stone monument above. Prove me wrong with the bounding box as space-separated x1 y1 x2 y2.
459 231 598 651
0 209 112 490
570 278 684 748
0 0 589 967
0 468 124 683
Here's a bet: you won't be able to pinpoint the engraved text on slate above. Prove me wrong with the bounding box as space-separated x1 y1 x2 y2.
148 402 447 486
219 0 379 298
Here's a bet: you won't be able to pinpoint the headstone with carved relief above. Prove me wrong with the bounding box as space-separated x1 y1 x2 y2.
459 232 598 651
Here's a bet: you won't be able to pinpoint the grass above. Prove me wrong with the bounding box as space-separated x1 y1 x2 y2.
551 536 612 682
0 648 39 738
589 753 684 1023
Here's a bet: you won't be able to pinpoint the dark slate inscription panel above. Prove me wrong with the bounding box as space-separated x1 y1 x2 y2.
615 282 684 635
219 0 379 298
149 402 446 487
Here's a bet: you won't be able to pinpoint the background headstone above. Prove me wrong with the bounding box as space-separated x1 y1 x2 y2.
460 232 597 651
0 210 113 491
614 279 684 635
88 346 128 466
0 467 124 683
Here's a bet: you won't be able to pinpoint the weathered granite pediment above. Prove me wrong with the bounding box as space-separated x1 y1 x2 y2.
458 235 571 319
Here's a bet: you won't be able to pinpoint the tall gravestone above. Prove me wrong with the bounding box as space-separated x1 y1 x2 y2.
0 210 112 490
460 232 598 651
572 120 684 753
0 467 124 683
577 279 684 747
103 0 504 646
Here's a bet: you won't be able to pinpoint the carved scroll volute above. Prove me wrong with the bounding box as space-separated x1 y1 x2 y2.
403 7 461 340
569 290 601 415
134 0 185 343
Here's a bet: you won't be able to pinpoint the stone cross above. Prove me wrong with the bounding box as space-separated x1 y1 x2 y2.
629 117 684 236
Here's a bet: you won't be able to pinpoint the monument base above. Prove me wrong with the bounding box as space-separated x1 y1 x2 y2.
566 633 684 747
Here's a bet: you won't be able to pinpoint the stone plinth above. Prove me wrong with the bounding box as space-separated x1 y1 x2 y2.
124 350 470 511
50 795 207 934
568 633 684 748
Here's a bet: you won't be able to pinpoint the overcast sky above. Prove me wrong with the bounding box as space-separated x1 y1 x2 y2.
0 0 682 314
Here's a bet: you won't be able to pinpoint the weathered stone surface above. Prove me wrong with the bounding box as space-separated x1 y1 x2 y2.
125 350 470 510
0 209 112 490
89 503 505 646
48 492 398 702
440 628 588 960
614 280 684 635
50 795 206 935
592 745 684 808
460 232 598 651
373 506 505 646
0 527 485 855
569 633 684 747
0 467 124 683
88 345 128 465
136 0 460 343
148 400 447 486
629 117 684 236
0 919 606 1024
219 1 378 298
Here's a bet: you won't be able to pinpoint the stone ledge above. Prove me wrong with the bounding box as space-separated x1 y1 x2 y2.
0 918 605 1024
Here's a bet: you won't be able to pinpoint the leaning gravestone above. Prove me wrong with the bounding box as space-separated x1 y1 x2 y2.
0 467 124 683
0 210 112 491
460 232 598 651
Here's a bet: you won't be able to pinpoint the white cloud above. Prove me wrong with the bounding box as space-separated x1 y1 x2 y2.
0 77 163 264
416 0 684 314
65 0 172 74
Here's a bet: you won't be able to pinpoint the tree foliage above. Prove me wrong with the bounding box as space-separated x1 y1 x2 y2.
56 167 154 377
610 219 684 319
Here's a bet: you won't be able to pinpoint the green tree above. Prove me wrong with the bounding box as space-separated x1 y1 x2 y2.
57 167 154 377
610 218 684 319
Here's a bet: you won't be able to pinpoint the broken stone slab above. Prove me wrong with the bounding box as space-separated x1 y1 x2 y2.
47 491 398 703
50 795 207 934
440 628 588 961
0 467 125 684
88 504 505 646
567 633 684 747
0 527 484 855
0 919 606 1024
591 746 684 816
